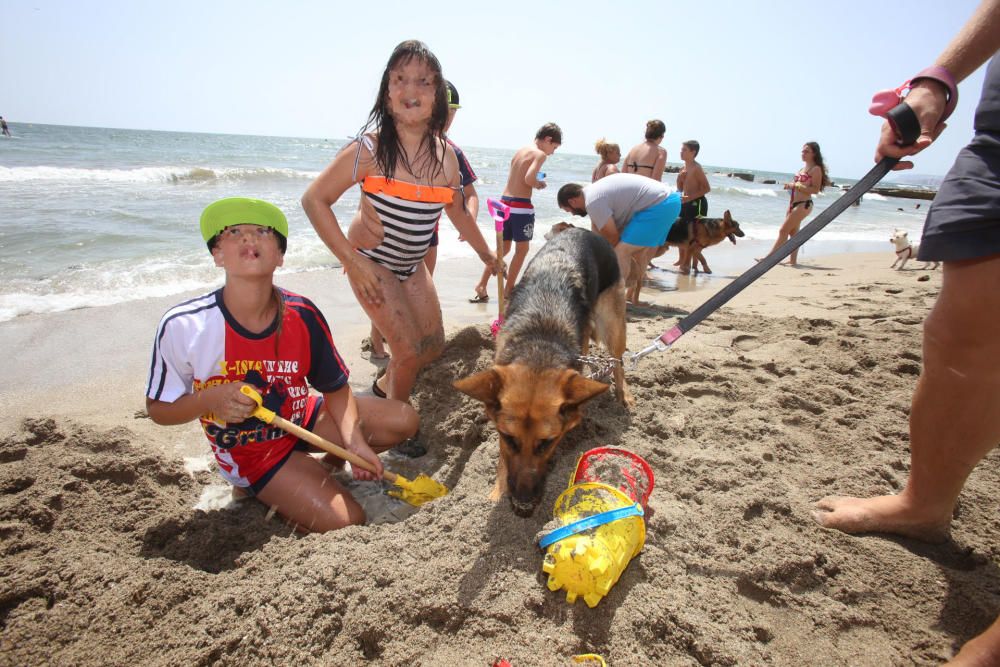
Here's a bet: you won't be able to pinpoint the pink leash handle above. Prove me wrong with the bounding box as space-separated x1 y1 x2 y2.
487 198 511 232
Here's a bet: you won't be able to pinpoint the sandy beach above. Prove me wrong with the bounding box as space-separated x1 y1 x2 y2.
2 243 998 666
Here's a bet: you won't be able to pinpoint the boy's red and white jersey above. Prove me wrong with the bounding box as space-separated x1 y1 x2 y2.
146 288 349 487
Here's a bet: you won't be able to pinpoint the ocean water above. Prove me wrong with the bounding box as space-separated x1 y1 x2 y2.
0 123 932 322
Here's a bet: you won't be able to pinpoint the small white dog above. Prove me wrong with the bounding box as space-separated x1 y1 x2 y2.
891 229 940 270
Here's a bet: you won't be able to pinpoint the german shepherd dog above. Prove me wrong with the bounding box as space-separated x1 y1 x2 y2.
454 228 630 516
652 209 744 277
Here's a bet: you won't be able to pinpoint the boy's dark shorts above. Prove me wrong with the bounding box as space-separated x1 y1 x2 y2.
248 395 325 496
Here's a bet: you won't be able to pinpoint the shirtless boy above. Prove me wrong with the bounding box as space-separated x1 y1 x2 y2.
673 140 711 271
471 123 561 301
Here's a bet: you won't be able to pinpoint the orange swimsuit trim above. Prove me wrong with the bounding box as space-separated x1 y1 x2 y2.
361 176 454 204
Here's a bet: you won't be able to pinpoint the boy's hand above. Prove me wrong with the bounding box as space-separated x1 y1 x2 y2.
535 180 547 190
346 438 383 481
212 383 257 424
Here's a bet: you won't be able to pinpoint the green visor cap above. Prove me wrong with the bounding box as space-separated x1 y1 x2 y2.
200 197 289 243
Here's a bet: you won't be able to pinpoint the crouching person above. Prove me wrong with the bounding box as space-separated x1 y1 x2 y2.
145 197 418 532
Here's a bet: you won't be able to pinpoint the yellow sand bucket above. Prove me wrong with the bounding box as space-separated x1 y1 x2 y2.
539 482 646 608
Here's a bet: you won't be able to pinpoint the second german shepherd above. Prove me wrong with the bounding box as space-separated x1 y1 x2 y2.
454 228 630 516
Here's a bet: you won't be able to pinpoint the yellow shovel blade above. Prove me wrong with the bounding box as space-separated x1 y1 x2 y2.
387 474 448 506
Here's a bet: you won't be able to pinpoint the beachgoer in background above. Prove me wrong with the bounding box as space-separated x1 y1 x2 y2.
673 140 711 273
622 119 667 181
592 138 621 182
470 122 560 302
759 142 831 266
812 1 1000 662
302 40 500 406
369 79 479 359
145 197 418 533
1 116 10 137
426 80 479 274
558 173 681 303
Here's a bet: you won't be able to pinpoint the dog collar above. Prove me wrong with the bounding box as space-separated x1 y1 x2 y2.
896 245 914 258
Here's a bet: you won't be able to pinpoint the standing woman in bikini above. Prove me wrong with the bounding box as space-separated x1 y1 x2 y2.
302 41 500 404
621 119 668 181
761 141 831 266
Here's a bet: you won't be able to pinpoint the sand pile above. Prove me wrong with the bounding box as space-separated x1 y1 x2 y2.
3 270 1000 666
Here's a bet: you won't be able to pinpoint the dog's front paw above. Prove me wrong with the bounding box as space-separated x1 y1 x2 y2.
618 387 635 411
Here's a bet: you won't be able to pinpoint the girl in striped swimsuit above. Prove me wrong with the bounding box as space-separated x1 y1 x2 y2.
302 40 500 407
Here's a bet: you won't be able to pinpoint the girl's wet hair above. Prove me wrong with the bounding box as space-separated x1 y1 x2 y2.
645 119 666 141
363 40 449 181
805 141 833 190
595 138 620 160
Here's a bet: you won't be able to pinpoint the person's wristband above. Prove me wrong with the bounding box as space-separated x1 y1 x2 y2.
910 65 958 122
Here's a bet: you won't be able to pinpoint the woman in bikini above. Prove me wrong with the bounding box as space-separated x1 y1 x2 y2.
761 141 831 266
621 119 668 181
302 41 500 405
591 138 621 182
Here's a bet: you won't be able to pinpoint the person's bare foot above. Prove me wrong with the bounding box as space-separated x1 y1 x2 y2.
812 494 951 543
946 616 1000 666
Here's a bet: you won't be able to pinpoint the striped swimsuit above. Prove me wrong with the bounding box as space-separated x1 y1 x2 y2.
353 136 455 280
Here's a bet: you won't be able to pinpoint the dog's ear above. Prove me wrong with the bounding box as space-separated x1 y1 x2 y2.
453 369 503 410
723 210 732 223
561 370 609 407
557 370 610 430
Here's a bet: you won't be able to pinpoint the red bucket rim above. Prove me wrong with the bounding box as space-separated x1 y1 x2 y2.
572 446 654 506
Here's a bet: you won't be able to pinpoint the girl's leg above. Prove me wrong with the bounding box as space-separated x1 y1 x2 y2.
352 262 442 401
369 321 388 359
763 207 809 261
255 451 365 532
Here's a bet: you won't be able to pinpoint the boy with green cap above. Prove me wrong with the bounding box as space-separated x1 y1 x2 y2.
146 197 418 532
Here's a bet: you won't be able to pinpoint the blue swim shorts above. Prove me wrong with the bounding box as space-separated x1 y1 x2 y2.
620 193 682 247
501 196 535 242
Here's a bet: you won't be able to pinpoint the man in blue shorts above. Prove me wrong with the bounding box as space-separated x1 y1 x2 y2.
558 172 681 303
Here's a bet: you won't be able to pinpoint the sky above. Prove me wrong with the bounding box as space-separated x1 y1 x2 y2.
1 0 989 179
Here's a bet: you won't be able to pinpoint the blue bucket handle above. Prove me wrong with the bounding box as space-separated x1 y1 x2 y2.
537 503 644 549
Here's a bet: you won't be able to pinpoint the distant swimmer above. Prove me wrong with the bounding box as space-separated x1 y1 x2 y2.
622 119 667 181
0 116 10 137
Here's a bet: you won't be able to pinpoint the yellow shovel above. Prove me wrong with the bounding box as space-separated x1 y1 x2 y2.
239 386 447 507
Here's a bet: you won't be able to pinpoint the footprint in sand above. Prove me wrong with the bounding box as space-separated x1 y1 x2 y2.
732 334 760 351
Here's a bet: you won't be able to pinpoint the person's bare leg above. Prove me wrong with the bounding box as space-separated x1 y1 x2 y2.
473 240 510 299
629 247 657 305
256 451 365 532
786 220 804 266
366 264 444 402
760 207 808 262
947 615 1000 666
369 321 388 360
504 241 530 298
814 255 1000 541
